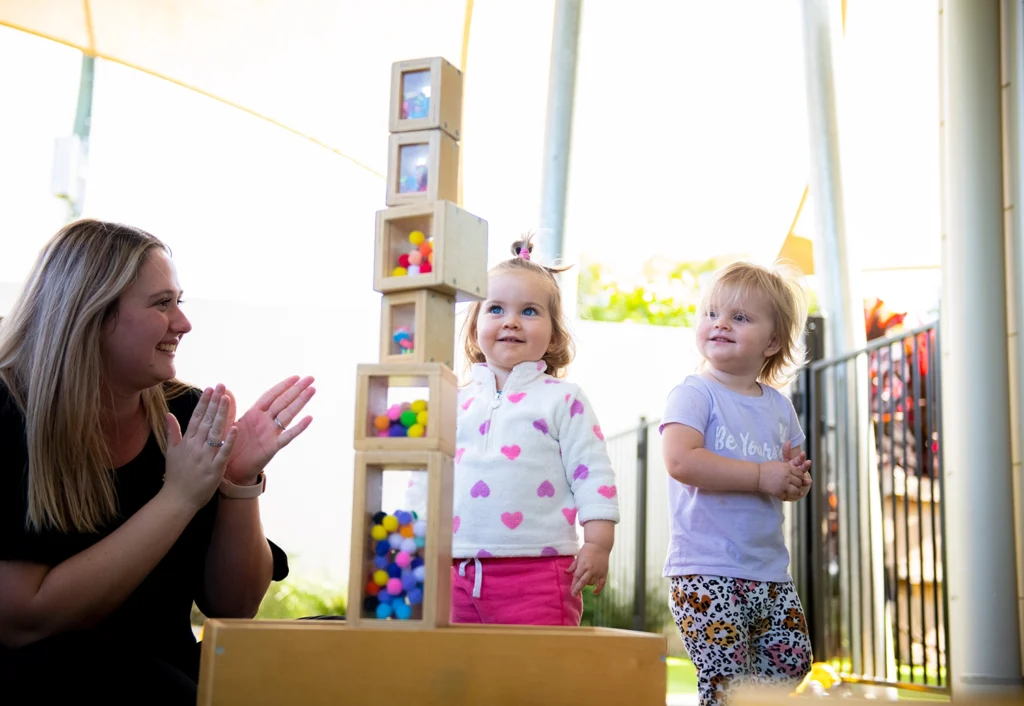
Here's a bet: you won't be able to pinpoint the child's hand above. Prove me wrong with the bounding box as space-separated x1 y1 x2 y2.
780 441 813 501
757 460 807 501
566 542 610 597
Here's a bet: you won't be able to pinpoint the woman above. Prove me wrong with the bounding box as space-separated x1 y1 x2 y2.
0 219 314 703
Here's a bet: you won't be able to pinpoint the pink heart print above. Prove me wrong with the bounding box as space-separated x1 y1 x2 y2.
501 511 524 529
541 546 558 556
536 361 546 371
598 485 617 498
479 420 490 435
544 379 561 384
455 447 466 464
477 549 493 558
536 480 555 497
564 393 570 402
501 445 521 460
561 508 578 525
570 399 585 417
532 419 549 434
461 397 475 411
452 516 461 534
470 480 490 498
572 464 589 480
507 392 526 403
593 425 604 441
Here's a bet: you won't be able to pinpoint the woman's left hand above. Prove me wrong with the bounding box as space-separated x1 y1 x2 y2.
223 375 316 484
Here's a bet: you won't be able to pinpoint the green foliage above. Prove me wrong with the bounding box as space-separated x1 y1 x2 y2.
191 577 346 627
579 584 673 634
576 256 728 327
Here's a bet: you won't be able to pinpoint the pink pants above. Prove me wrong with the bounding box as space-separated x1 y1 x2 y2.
450 555 584 626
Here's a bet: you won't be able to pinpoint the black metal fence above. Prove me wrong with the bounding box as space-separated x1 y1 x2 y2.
791 321 948 692
585 321 950 692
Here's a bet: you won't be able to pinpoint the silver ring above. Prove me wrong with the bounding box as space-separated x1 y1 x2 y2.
273 417 285 430
206 439 225 447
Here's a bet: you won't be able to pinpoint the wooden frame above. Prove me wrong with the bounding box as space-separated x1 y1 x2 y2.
198 621 668 705
379 290 456 367
388 56 463 139
385 129 459 207
374 200 488 302
353 362 458 455
346 450 454 630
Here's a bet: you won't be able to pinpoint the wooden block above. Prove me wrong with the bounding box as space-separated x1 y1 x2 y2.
198 621 668 706
385 129 459 207
374 200 488 302
379 290 456 367
389 56 463 139
354 363 457 455
346 450 453 630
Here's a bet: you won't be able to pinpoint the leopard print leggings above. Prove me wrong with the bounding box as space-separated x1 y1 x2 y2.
669 574 813 706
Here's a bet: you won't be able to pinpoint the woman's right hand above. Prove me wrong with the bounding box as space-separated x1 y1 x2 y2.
162 385 237 511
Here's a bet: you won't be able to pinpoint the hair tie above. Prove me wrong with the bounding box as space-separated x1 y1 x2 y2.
518 248 530 261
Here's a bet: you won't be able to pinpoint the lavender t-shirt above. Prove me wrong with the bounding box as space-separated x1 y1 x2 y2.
659 374 805 582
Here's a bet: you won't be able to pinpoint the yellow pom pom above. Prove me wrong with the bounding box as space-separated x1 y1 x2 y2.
392 266 407 277
373 570 389 586
371 524 387 541
410 399 427 413
407 423 425 438
416 410 428 426
409 230 425 246
382 515 399 532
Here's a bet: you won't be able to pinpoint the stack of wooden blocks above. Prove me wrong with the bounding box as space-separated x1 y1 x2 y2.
196 57 668 706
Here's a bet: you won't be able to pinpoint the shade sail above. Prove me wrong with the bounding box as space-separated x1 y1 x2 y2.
0 0 471 176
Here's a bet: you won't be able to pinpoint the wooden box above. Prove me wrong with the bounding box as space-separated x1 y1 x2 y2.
346 450 454 630
379 290 456 367
353 363 458 455
388 56 463 139
374 200 488 302
198 621 668 706
385 129 459 207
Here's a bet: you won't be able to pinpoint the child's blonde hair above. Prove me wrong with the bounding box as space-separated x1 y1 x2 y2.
698 260 809 388
461 232 576 378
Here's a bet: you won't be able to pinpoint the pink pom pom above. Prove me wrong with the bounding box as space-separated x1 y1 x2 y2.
395 551 411 568
386 578 403 596
408 251 423 266
387 405 402 421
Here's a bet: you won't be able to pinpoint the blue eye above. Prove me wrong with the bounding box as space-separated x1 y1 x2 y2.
734 313 748 322
488 305 503 315
523 307 537 316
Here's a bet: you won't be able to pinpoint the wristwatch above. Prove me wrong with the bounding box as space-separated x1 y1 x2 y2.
218 472 266 499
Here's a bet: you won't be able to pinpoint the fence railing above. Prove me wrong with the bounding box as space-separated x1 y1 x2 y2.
586 322 949 694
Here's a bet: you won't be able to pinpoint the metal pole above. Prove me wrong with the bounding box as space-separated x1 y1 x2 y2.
998 0 1024 668
799 0 880 677
633 416 648 632
70 54 94 220
538 0 581 267
940 0 1024 695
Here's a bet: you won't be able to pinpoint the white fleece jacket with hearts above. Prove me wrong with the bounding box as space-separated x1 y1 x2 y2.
445 361 621 559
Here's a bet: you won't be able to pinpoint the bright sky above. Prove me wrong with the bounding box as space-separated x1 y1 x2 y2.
0 0 942 584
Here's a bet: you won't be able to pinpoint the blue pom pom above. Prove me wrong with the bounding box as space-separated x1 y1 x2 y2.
415 536 426 549
400 537 417 554
394 602 413 620
375 602 393 619
388 424 407 437
395 510 412 525
373 555 389 569
402 573 418 591
413 565 426 582
388 533 403 550
411 557 424 570
374 540 390 557
386 562 402 579
407 587 423 605
413 519 427 537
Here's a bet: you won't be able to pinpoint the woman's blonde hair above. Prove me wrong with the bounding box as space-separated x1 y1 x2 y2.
0 218 185 533
461 232 576 378
698 260 809 388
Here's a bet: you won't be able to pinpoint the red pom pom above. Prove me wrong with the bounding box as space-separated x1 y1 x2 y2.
366 580 380 596
398 254 410 268
419 261 432 274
